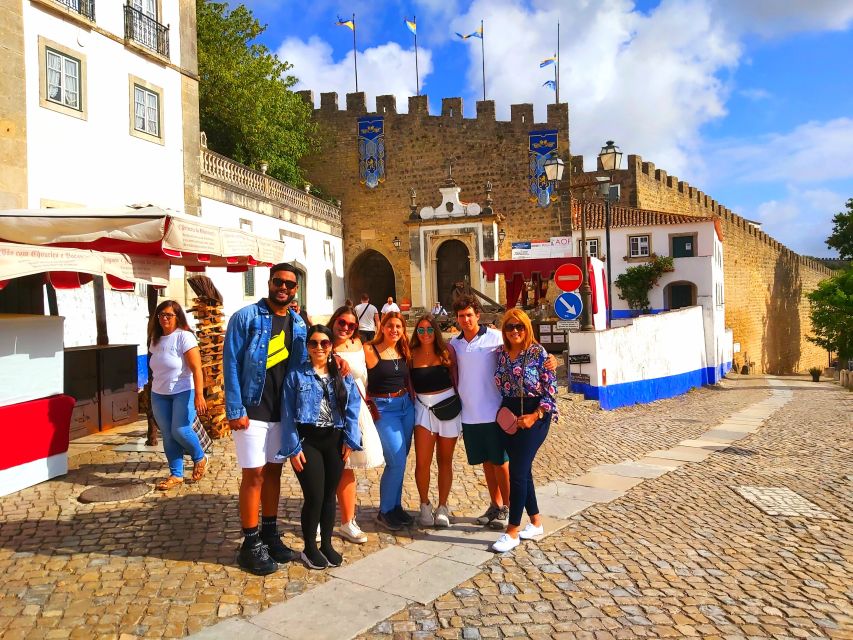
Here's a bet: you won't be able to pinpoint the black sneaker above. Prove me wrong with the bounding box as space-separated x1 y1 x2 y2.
393 506 414 526
301 548 330 570
376 510 403 531
261 534 300 563
319 544 343 567
237 540 278 576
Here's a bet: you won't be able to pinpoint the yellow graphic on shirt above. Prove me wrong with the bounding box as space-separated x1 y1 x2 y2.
267 329 289 369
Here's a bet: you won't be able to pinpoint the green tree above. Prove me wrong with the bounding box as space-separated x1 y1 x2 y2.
614 255 674 312
807 267 853 369
826 197 853 260
197 1 316 185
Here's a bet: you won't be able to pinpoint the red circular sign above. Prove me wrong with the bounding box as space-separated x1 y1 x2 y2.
554 262 583 292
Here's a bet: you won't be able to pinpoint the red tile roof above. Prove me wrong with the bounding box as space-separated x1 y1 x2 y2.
571 202 713 230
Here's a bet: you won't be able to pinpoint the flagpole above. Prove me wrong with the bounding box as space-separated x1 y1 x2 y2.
352 13 359 92
414 16 420 96
480 19 486 101
556 21 560 105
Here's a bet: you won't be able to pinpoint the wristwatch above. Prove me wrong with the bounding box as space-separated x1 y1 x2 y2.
536 407 545 419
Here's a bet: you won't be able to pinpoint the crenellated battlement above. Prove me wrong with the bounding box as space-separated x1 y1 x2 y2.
295 90 568 129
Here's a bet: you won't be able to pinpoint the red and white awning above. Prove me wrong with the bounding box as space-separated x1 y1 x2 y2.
0 242 170 291
0 205 285 268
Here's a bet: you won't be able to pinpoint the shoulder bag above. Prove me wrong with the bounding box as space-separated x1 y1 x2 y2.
496 351 526 435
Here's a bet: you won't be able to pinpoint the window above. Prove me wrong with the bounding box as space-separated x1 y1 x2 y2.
128 76 163 144
325 270 333 299
578 238 599 258
38 37 87 119
629 235 650 258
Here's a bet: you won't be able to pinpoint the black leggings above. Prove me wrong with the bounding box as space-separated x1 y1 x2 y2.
294 425 346 551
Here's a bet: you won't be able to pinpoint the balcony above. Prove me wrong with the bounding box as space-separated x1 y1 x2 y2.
55 0 95 20
124 4 169 59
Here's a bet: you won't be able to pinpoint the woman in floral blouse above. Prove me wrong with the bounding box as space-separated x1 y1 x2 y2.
491 308 558 553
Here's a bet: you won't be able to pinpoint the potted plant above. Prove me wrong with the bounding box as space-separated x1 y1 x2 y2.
808 366 821 382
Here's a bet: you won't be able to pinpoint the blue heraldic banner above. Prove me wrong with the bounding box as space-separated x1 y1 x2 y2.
528 130 558 208
358 116 385 188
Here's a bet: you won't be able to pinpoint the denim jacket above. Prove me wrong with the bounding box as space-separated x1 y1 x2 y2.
223 298 307 421
277 362 363 459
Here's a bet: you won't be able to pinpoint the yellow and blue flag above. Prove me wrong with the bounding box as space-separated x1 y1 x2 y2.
456 24 483 39
336 15 355 30
540 54 556 68
405 17 417 35
543 80 556 90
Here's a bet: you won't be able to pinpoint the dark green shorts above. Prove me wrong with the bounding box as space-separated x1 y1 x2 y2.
461 422 508 466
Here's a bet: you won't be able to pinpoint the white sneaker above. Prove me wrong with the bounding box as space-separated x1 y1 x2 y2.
315 525 321 543
491 533 520 553
418 503 435 527
434 505 451 528
518 523 544 539
337 520 368 544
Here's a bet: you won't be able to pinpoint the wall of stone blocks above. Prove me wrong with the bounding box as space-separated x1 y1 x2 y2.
297 91 570 303
0 0 28 209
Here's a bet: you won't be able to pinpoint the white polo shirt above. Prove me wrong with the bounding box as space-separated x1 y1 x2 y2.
450 325 503 424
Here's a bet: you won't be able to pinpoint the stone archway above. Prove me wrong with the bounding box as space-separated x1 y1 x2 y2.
348 249 396 307
664 281 697 310
435 239 470 311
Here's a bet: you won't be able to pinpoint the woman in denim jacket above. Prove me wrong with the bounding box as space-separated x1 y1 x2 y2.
277 325 362 569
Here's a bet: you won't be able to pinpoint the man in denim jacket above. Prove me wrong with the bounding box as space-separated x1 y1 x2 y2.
224 263 307 575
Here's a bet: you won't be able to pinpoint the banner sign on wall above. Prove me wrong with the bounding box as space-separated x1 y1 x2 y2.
528 129 558 208
358 116 385 189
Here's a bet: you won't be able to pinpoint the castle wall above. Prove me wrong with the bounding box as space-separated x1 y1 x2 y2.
297 91 570 304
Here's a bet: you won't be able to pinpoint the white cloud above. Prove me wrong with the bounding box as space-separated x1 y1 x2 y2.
738 88 772 101
277 36 433 112
752 187 844 257
710 0 853 37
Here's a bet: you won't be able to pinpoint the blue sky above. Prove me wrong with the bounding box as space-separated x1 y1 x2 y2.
240 0 853 257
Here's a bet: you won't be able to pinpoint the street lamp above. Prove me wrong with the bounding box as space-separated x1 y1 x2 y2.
392 236 402 252
498 228 507 246
543 154 565 183
598 140 622 328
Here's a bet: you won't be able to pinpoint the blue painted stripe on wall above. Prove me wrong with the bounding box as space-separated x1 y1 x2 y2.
610 308 666 319
571 361 733 410
137 354 148 389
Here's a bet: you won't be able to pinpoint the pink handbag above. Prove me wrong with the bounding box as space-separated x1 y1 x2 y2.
496 406 518 435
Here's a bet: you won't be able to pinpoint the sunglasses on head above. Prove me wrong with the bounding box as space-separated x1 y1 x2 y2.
271 277 298 289
336 318 357 331
416 327 435 335
504 323 526 333
307 338 332 349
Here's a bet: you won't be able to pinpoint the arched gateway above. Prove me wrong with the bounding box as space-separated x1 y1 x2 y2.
435 240 470 312
348 249 395 306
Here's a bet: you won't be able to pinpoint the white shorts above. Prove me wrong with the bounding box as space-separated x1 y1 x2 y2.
414 388 462 438
232 420 282 469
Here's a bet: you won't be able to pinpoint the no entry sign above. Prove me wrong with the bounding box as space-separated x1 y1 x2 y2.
554 263 583 292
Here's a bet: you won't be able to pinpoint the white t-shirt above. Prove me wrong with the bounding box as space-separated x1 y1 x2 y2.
354 302 379 331
149 329 198 395
450 326 503 424
381 302 400 314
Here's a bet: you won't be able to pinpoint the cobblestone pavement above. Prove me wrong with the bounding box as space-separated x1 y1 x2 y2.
357 378 853 640
0 374 812 639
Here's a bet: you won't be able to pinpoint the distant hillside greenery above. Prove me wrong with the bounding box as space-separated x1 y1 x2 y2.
197 1 316 185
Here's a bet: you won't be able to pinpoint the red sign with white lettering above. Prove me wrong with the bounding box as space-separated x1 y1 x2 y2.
554 263 583 292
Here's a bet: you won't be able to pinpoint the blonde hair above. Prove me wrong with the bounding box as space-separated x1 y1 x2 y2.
499 308 534 351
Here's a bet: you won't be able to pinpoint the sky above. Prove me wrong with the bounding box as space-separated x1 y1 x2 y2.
239 0 853 257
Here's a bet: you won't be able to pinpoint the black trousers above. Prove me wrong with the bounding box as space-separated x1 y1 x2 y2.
294 425 345 549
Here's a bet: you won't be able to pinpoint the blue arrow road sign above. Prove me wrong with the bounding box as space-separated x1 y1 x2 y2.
554 292 583 320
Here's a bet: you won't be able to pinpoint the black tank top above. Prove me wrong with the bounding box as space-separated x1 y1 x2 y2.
411 365 453 394
367 345 408 394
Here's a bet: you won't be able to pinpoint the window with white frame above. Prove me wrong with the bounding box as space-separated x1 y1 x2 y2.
578 238 599 258
133 84 160 136
629 235 650 258
46 49 81 110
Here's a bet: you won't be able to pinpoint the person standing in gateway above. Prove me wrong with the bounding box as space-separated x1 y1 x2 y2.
354 293 380 343
224 263 307 575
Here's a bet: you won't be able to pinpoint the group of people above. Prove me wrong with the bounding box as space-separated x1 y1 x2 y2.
146 263 559 576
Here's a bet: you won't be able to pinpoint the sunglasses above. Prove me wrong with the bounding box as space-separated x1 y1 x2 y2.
271 277 298 289
416 327 435 335
336 319 357 332
307 339 332 349
158 313 176 319
504 323 526 333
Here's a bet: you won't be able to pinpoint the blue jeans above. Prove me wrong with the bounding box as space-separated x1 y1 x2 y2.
500 413 551 527
373 395 415 514
150 389 205 477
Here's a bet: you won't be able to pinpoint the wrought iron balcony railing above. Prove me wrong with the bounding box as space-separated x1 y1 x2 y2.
55 0 95 21
124 4 169 58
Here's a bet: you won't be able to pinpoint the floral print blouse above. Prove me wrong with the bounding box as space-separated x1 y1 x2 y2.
494 343 558 420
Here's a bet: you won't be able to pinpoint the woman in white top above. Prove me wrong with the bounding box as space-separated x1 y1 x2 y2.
147 300 208 491
328 305 384 543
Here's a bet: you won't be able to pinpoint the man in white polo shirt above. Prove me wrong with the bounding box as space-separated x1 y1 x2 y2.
451 294 558 530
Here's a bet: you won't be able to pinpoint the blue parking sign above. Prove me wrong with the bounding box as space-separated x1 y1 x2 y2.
554 292 583 320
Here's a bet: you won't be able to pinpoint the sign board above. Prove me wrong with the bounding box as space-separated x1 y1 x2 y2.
554 263 583 292
554 292 583 320
555 320 579 331
570 373 591 384
510 236 572 260
569 354 591 364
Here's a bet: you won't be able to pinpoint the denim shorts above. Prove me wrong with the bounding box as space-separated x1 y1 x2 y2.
461 422 508 466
